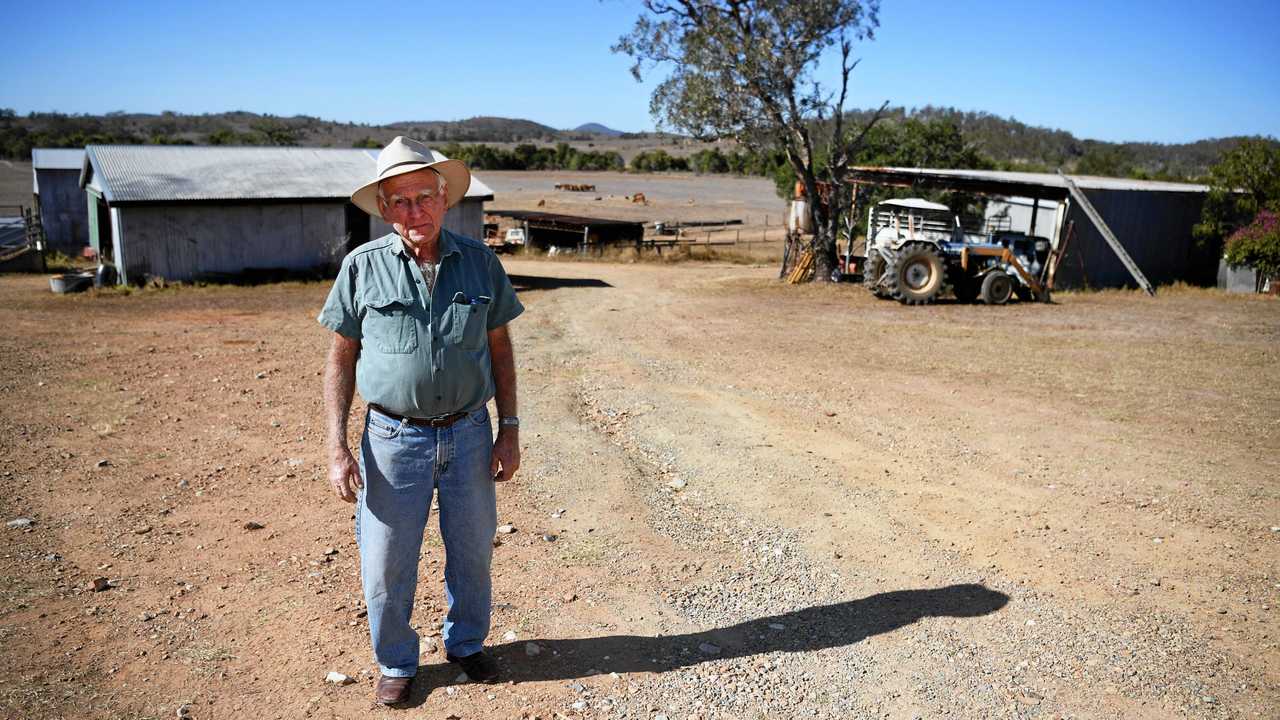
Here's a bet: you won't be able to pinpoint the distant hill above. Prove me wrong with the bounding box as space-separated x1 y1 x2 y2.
1 107 1271 178
0 111 578 158
573 123 624 137
843 106 1269 179
387 116 560 143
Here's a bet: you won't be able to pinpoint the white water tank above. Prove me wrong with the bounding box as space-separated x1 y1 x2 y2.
789 200 812 233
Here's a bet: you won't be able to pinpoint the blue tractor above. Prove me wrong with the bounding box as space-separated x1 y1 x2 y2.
861 198 1052 305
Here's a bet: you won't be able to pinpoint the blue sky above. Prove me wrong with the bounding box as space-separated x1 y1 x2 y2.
2 0 1277 144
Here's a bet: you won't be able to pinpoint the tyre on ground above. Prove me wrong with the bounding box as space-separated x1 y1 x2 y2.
885 243 946 305
980 270 1013 305
863 249 888 298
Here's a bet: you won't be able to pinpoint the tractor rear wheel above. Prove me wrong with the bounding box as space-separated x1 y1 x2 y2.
863 250 888 298
886 243 946 305
980 270 1013 305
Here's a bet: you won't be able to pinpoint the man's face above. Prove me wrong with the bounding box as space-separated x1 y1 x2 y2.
378 169 447 245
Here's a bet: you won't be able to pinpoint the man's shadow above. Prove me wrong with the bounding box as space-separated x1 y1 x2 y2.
402 584 1007 705
508 274 613 293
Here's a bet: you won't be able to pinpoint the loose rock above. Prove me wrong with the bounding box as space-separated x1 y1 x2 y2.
243 521 265 531
6 518 34 529
497 524 516 535
325 671 354 685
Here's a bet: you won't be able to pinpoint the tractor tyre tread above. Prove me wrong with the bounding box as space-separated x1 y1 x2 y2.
885 242 946 306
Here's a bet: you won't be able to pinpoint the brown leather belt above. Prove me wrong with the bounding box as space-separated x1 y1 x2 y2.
369 404 467 428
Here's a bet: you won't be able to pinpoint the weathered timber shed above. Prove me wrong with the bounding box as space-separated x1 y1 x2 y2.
848 167 1214 289
32 148 91 255
486 210 643 251
78 145 494 284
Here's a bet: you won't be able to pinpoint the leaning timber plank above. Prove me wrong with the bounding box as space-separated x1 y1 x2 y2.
1057 171 1154 295
788 250 814 284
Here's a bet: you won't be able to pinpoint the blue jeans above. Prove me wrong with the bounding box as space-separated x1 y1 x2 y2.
356 405 497 678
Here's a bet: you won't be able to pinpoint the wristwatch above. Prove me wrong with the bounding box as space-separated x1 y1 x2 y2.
498 416 520 428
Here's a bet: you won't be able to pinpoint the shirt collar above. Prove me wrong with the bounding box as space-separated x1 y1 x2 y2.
386 229 460 261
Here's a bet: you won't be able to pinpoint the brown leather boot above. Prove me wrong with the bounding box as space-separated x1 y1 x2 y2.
375 675 412 705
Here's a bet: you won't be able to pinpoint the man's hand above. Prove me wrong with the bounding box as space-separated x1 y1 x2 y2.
323 331 361 502
491 428 520 482
328 448 362 502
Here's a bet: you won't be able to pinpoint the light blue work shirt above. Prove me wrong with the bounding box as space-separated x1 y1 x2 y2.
317 229 523 418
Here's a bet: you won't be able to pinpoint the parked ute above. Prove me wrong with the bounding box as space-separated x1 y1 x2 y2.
862 198 1051 305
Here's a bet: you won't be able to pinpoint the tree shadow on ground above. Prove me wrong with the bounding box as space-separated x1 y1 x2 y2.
401 583 1007 705
508 274 613 293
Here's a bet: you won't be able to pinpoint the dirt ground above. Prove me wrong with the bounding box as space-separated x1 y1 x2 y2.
1 263 1277 719
482 170 786 226
482 170 791 263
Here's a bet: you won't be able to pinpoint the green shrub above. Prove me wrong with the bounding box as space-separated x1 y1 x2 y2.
1224 210 1280 280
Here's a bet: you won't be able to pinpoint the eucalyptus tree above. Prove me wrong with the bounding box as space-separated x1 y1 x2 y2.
614 0 886 281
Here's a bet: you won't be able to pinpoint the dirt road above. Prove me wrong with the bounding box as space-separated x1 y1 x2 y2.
1 262 1277 719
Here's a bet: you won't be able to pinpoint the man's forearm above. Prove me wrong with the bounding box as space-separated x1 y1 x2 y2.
488 325 518 419
324 334 360 457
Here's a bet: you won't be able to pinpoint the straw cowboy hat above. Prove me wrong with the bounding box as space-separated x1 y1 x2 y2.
351 136 471 218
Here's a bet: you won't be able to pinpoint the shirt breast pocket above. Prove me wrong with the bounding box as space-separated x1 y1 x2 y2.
447 297 490 351
363 294 418 354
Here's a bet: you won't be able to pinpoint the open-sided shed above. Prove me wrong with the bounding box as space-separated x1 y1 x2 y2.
486 210 644 252
847 167 1214 290
78 145 494 284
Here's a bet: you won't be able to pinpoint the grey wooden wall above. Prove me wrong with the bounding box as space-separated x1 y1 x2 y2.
116 203 346 283
36 169 90 254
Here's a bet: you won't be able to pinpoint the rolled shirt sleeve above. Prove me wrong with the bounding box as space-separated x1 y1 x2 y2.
485 253 524 330
317 256 362 339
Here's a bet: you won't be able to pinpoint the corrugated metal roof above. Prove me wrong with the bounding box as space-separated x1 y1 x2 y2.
486 209 643 228
879 198 951 211
856 166 1210 193
32 148 85 170
82 145 495 204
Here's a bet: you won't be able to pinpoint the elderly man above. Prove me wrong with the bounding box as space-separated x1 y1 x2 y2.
318 137 522 705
